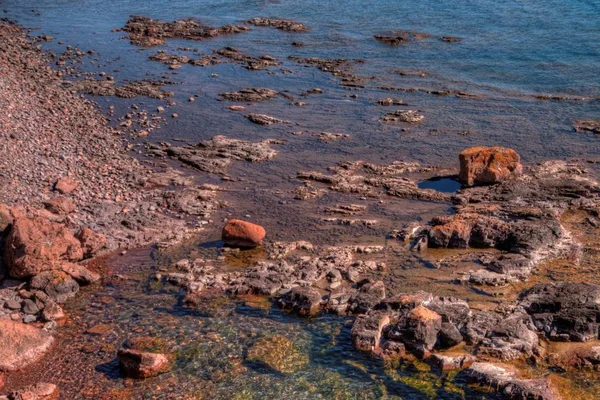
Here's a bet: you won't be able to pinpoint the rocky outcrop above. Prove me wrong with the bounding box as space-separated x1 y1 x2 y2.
519 282 600 342
245 17 309 32
222 219 266 247
5 215 83 279
0 321 54 371
217 88 278 102
459 147 522 186
245 113 290 125
122 16 250 47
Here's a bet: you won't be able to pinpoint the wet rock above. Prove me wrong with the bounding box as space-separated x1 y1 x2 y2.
459 146 522 186
519 282 600 342
574 120 600 134
118 337 173 379
53 177 79 194
376 97 405 106
351 310 390 351
245 17 309 32
222 219 266 247
0 320 54 371
42 197 75 215
217 88 278 102
278 286 322 316
246 335 308 373
214 47 280 70
8 382 58 400
122 16 250 47
374 31 430 45
475 309 540 360
314 132 350 142
380 109 424 123
65 79 174 99
388 305 442 351
30 271 79 303
245 113 290 125
61 263 100 284
6 215 83 279
75 227 107 258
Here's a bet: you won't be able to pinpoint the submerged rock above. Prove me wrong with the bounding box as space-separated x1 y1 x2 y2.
246 335 308 373
217 88 278 102
459 146 522 186
0 320 54 371
222 219 266 247
245 113 290 125
118 337 173 379
245 17 309 32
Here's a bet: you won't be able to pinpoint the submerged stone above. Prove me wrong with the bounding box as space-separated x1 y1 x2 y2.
246 335 308 373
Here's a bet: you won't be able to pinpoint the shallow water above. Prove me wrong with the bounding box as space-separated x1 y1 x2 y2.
3 0 600 398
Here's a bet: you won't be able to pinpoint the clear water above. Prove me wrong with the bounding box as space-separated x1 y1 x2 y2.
3 1 600 398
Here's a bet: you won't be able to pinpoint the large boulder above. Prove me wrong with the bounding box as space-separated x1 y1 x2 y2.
459 147 522 186
5 215 83 279
388 305 442 351
0 320 54 371
222 219 266 247
519 282 600 342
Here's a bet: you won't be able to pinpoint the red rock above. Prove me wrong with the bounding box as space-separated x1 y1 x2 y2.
222 219 266 247
75 227 107 258
459 147 522 186
53 177 79 194
0 320 54 371
117 337 173 379
5 215 83 278
62 262 100 284
43 197 76 215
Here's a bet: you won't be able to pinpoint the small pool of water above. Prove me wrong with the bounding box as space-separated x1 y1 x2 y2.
417 177 461 193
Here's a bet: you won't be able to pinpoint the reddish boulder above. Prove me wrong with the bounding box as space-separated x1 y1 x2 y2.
43 197 76 215
75 227 107 258
62 263 100 284
222 219 266 247
54 177 79 194
5 215 83 279
459 147 522 186
0 320 54 371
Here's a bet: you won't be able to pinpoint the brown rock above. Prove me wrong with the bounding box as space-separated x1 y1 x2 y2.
5 215 83 278
459 147 522 186
117 337 173 379
222 219 266 247
351 311 390 351
30 270 79 303
0 320 54 371
8 382 58 400
61 262 100 284
75 227 107 258
42 197 76 215
42 301 64 321
53 177 79 194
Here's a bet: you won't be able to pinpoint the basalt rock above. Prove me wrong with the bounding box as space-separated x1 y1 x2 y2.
459 146 522 186
122 16 250 47
278 286 322 316
6 215 83 279
519 282 600 342
222 219 266 247
351 310 390 351
30 270 79 303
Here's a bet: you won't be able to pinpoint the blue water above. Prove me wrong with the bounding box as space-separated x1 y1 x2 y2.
3 0 600 97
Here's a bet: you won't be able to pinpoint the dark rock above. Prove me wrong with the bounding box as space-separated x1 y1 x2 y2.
348 280 386 314
388 305 442 351
30 271 79 303
438 322 463 348
351 310 390 351
279 286 322 316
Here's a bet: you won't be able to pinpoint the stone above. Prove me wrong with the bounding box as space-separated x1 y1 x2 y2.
42 197 75 215
75 227 107 258
42 301 64 321
21 299 39 315
459 146 522 186
246 335 308 373
475 310 540 360
222 219 266 247
6 215 83 279
118 337 173 379
348 280 386 314
388 305 442 351
431 354 476 372
519 282 600 342
0 320 54 371
30 271 79 304
351 310 390 351
61 263 100 284
54 177 79 194
438 322 463 348
279 286 322 316
8 382 58 400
